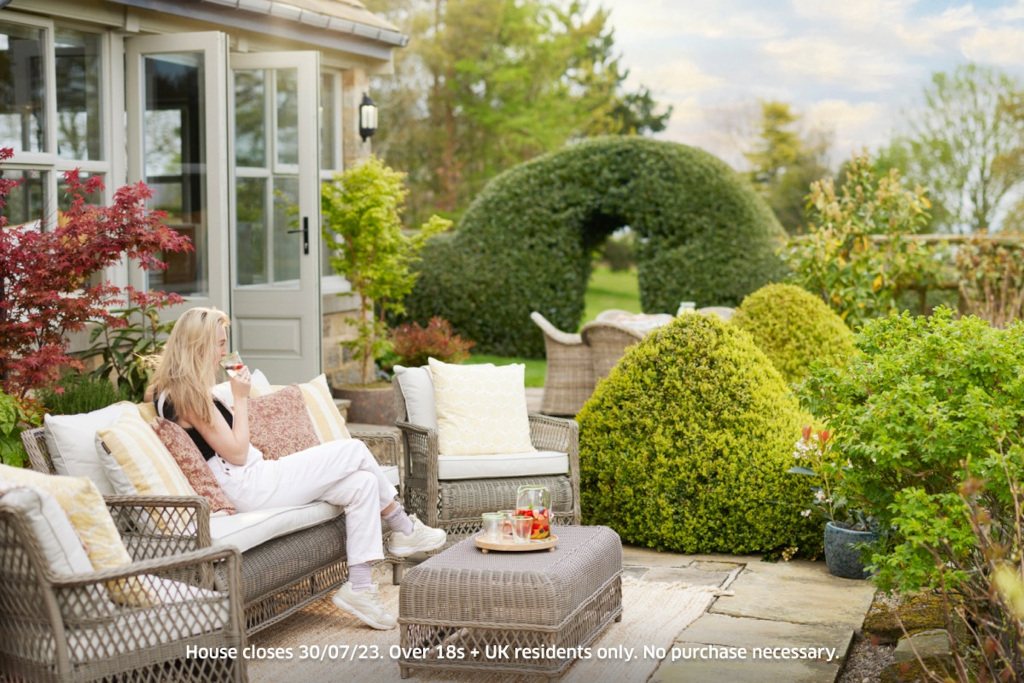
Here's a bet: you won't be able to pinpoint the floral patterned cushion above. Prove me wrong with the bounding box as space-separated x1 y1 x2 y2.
150 417 236 516
248 385 320 460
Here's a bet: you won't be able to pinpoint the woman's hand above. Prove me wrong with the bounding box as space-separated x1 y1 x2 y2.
229 365 252 401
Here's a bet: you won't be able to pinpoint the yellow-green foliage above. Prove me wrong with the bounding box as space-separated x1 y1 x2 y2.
577 313 821 556
733 283 855 385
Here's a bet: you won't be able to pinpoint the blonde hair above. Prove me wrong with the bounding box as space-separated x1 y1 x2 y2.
149 307 230 426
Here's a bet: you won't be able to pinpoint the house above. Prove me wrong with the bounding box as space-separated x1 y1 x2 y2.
0 0 406 385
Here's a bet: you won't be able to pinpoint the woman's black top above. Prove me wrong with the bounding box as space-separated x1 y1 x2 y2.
156 395 233 461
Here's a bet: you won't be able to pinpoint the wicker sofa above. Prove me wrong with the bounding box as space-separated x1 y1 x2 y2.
20 422 402 636
0 489 247 682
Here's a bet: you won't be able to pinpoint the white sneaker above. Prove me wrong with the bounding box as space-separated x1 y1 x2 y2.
332 582 396 630
387 515 447 557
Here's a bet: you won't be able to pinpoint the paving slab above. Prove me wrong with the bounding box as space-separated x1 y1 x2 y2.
644 566 734 587
622 545 695 568
651 643 838 683
678 613 854 663
711 560 876 628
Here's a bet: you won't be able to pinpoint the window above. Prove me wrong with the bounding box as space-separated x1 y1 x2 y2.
0 16 109 231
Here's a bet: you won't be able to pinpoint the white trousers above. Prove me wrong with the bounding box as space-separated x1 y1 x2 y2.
207 440 398 566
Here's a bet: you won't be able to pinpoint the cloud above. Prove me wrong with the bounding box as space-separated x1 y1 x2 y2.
790 0 914 32
960 27 1024 66
607 1 784 41
805 99 890 160
636 59 724 94
761 38 909 91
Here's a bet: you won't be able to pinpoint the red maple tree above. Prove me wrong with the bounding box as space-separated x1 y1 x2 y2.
0 147 192 397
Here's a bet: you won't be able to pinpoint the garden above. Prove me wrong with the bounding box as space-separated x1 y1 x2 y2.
3 138 1024 682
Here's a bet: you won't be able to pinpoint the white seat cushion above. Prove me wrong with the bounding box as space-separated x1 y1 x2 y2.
437 451 568 480
208 465 398 552
67 575 230 658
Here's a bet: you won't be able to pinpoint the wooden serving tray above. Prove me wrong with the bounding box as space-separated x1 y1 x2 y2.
475 533 559 553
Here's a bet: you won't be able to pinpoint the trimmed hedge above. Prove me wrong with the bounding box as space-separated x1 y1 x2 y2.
577 313 821 556
402 137 788 356
733 283 856 384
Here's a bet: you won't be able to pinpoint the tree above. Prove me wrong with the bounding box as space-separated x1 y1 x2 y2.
0 148 190 397
364 0 671 224
743 100 833 234
320 156 449 384
896 63 1024 233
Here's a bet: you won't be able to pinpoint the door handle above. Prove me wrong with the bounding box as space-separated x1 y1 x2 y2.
287 217 310 255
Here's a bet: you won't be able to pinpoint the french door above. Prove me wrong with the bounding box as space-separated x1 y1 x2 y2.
125 34 322 382
229 51 322 383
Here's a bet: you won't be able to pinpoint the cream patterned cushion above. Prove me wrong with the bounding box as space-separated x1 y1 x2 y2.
0 465 153 606
428 359 536 456
254 374 351 442
96 409 196 499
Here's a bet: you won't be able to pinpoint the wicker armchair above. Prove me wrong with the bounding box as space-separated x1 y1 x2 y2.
698 306 735 321
579 320 646 382
393 376 581 545
529 311 595 416
0 493 247 683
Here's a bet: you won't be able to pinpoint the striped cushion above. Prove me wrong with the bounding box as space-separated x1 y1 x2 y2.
96 409 196 499
254 374 351 442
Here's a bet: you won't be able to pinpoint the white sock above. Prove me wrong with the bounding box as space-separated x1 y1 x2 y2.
383 505 414 535
349 562 372 592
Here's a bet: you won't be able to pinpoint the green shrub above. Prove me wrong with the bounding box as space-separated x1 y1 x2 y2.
800 308 1024 594
733 283 856 384
0 390 42 468
38 371 130 416
403 137 788 357
577 313 820 556
602 231 635 272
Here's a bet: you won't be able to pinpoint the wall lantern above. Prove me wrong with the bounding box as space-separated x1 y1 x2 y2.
359 93 378 142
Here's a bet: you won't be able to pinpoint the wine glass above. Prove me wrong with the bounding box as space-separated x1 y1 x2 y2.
220 351 245 378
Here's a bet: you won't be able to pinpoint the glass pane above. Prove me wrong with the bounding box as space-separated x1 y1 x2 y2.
275 69 298 166
55 29 102 161
234 69 265 168
0 169 46 226
143 52 208 297
236 176 267 285
57 172 104 211
0 21 47 154
273 175 300 282
320 72 337 171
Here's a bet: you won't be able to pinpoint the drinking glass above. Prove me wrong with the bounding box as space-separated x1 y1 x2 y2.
220 351 244 378
498 509 516 540
481 512 503 542
512 515 534 544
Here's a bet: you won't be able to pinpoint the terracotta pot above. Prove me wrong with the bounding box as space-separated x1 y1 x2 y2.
824 521 879 580
332 385 397 426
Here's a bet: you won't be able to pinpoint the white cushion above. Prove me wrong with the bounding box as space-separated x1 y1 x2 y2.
381 465 400 488
437 451 568 480
212 368 269 407
209 501 343 553
393 365 436 429
429 359 535 456
67 576 229 658
0 483 93 574
43 402 133 495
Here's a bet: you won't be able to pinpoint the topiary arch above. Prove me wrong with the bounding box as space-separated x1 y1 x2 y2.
402 137 788 357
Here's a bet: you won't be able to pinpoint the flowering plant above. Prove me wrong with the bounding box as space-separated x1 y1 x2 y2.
788 425 874 531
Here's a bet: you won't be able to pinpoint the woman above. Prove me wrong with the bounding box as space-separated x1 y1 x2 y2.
148 307 445 630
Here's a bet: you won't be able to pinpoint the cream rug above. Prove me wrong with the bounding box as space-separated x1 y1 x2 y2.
248 568 723 682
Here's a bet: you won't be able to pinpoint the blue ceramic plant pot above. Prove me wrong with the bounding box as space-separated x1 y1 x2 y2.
824 521 879 580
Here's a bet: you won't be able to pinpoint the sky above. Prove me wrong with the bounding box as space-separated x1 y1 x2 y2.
601 0 1024 170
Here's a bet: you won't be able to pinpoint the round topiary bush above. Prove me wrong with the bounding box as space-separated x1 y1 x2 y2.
402 137 788 357
732 283 856 384
577 313 821 556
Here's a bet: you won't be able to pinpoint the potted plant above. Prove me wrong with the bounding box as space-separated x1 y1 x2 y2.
321 156 449 423
789 426 878 579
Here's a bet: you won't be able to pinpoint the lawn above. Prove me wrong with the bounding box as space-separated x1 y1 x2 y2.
464 265 640 387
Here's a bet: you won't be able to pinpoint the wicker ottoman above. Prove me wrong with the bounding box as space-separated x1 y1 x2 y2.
398 525 622 680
